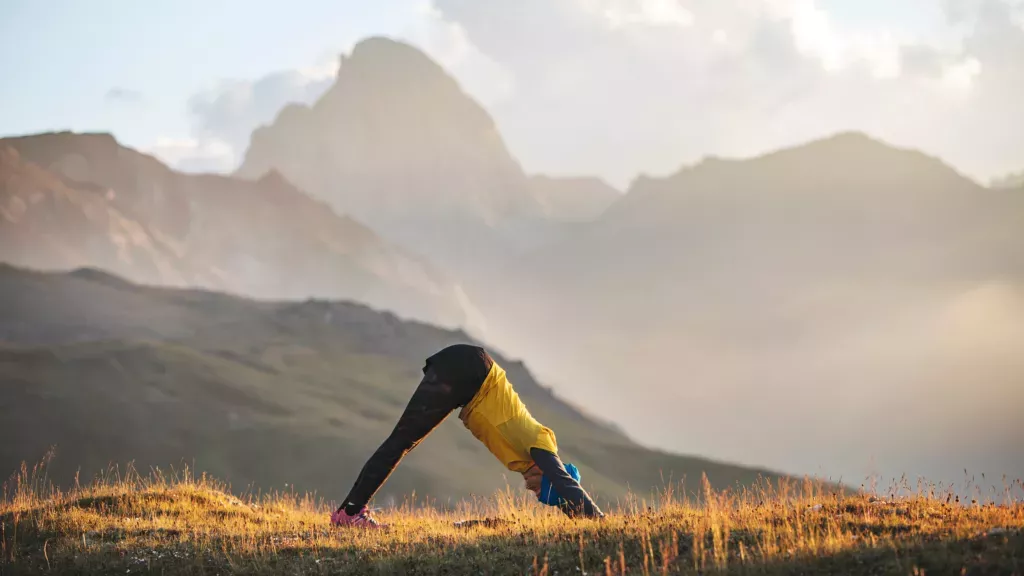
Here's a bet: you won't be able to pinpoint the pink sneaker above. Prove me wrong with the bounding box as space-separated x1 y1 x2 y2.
330 506 384 528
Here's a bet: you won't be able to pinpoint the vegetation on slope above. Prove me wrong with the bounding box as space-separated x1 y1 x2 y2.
0 264 790 509
2 460 1021 575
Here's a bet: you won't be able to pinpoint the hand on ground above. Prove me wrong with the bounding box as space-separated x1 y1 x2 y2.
522 464 543 498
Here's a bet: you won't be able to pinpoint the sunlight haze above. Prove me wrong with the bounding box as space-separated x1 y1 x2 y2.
2 0 1022 501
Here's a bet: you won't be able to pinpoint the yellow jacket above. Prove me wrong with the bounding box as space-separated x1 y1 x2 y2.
458 361 558 473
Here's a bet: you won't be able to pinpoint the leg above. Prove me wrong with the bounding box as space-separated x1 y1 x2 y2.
339 367 458 514
530 448 604 519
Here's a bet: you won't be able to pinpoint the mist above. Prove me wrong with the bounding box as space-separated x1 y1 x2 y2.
476 275 1024 493
455 135 1024 493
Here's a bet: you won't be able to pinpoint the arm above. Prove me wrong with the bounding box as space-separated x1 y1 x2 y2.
530 448 604 519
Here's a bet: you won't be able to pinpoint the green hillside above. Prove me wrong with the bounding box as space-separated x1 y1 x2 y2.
0 264 794 510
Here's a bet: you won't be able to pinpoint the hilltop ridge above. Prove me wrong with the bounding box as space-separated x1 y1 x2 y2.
0 264 794 508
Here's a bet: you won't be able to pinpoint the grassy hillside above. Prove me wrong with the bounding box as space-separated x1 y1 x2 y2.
1 466 1020 575
0 264 793 511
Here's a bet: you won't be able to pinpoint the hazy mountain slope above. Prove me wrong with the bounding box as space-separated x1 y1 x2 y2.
0 145 186 284
0 131 480 330
0 265 790 507
549 132 1023 292
528 175 620 222
478 132 1024 488
991 170 1024 189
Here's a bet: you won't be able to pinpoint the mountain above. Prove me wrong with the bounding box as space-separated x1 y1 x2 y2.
0 264 792 506
0 145 187 284
537 132 1023 292
479 132 1024 487
529 175 620 222
236 37 550 273
991 170 1024 189
0 131 481 331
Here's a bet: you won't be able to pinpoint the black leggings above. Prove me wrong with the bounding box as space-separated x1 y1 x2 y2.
340 345 603 518
340 365 460 514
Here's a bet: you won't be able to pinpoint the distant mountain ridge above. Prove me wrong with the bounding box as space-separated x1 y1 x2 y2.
0 131 482 331
585 132 1023 281
528 175 620 222
991 170 1024 189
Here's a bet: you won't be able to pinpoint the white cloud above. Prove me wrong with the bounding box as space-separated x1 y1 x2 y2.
151 0 1022 187
145 136 235 173
941 55 982 92
296 55 341 83
724 0 908 78
597 0 696 29
185 70 335 170
143 68 337 173
104 87 145 104
431 0 1024 186
778 0 847 69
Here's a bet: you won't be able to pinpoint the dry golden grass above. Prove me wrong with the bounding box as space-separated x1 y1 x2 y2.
2 458 1022 575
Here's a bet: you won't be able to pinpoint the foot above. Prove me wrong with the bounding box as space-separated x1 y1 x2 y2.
330 506 384 528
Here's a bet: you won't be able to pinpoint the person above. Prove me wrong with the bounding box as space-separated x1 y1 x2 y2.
331 344 604 527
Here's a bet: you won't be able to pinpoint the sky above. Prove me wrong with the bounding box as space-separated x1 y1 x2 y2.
1 0 1022 187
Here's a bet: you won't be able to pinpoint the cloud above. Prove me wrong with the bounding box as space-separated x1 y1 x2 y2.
431 0 1024 187
145 137 235 173
184 68 335 170
145 65 333 172
104 87 144 104
597 0 696 29
150 0 1023 188
153 2 511 176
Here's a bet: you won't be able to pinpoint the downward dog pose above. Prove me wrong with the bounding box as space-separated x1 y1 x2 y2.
332 344 604 527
